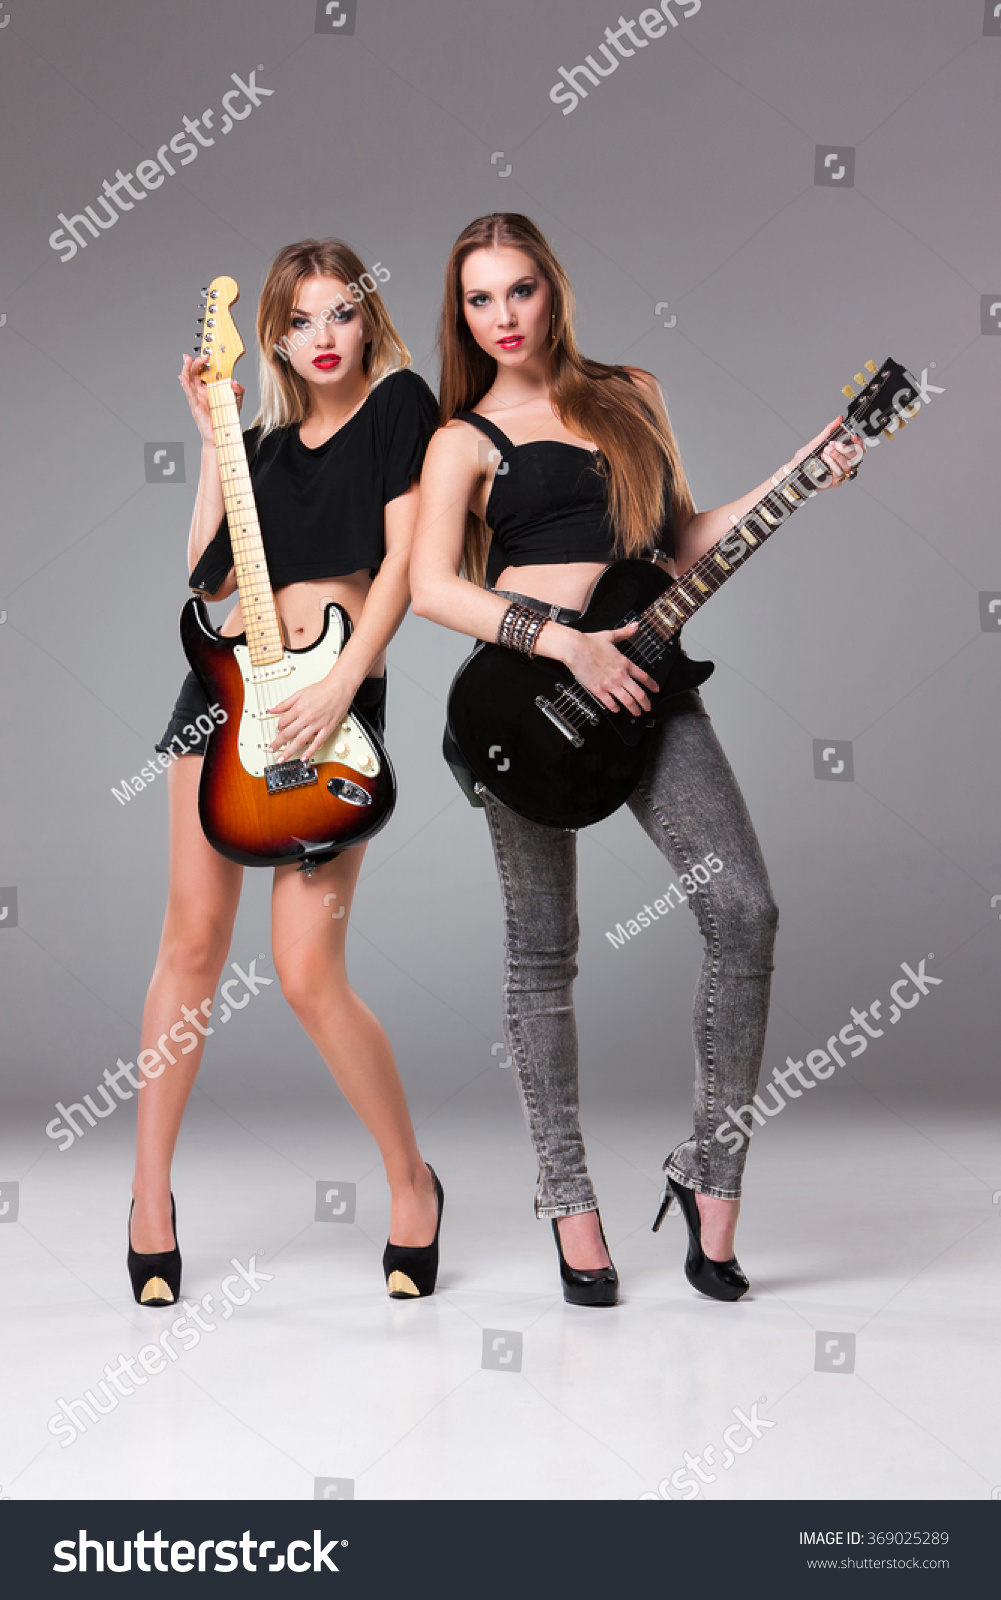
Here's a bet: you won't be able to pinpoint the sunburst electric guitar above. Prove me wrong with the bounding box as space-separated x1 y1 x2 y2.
447 357 921 829
179 276 396 870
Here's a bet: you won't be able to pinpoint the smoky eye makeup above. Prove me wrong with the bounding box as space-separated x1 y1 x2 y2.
290 304 357 332
465 278 538 309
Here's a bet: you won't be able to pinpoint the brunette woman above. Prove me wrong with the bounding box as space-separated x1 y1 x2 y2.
411 213 859 1306
129 239 443 1307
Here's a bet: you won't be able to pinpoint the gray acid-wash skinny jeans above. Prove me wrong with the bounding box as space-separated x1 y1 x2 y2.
480 681 778 1218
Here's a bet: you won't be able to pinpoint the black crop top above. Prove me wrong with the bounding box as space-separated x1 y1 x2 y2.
189 367 438 595
454 410 674 587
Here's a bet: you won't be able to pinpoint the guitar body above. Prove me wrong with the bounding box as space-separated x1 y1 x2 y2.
181 597 396 867
447 560 714 830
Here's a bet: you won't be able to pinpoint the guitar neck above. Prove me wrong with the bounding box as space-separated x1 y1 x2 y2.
207 382 284 667
639 419 858 643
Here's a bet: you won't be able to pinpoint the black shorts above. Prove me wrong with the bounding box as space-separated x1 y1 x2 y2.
156 669 389 866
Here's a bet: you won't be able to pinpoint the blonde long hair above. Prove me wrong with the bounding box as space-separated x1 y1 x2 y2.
255 238 411 435
438 213 694 585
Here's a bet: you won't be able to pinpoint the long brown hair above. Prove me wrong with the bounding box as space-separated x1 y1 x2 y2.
255 238 411 436
438 213 694 584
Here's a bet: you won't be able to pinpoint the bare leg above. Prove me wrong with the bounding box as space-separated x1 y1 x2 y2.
130 755 243 1252
271 849 437 1247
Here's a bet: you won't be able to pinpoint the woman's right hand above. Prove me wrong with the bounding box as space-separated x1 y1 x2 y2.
544 621 659 716
178 353 244 446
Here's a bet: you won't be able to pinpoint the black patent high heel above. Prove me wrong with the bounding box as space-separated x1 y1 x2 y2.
128 1193 182 1307
552 1211 619 1307
382 1165 444 1299
652 1175 749 1302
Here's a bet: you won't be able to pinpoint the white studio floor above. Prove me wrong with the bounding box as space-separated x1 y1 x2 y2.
2 1080 999 1504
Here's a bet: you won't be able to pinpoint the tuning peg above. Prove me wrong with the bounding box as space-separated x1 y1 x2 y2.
854 372 866 387
842 384 855 399
864 359 876 374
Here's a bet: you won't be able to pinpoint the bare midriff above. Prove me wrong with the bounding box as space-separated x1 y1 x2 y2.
494 556 676 614
218 569 384 671
493 562 608 614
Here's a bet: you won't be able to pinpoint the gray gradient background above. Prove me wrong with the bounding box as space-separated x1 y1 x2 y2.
0 0 996 1139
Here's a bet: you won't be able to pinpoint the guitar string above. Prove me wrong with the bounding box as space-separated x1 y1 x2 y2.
548 386 910 732
542 422 864 734
210 386 283 772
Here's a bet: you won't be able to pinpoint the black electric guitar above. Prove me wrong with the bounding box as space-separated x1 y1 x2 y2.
179 276 396 869
447 357 921 829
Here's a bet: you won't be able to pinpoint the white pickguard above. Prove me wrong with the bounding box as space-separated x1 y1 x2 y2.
234 609 381 780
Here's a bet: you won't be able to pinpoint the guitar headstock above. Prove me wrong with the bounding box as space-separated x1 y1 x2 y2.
840 356 920 440
193 275 244 384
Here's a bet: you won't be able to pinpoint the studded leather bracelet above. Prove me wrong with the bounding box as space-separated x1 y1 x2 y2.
496 601 548 656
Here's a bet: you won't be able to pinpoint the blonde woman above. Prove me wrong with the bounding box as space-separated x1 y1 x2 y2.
128 239 443 1307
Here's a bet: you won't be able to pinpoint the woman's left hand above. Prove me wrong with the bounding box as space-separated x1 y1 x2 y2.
787 416 865 489
268 672 358 763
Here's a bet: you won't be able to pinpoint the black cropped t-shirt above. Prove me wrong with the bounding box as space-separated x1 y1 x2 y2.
189 367 439 595
454 410 674 587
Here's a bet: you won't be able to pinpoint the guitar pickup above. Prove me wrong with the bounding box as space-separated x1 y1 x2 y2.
555 682 600 725
266 758 318 793
535 696 584 747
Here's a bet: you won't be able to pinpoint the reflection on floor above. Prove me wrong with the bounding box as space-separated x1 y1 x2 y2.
2 1080 999 1502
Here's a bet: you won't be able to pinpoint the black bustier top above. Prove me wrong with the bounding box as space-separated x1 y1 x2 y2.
455 410 674 586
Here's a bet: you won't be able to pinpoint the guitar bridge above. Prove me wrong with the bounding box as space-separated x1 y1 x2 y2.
535 696 584 747
265 758 318 794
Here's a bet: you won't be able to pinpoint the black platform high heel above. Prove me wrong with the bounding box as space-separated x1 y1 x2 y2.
652 1176 749 1302
552 1211 619 1307
128 1193 182 1307
382 1165 444 1299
